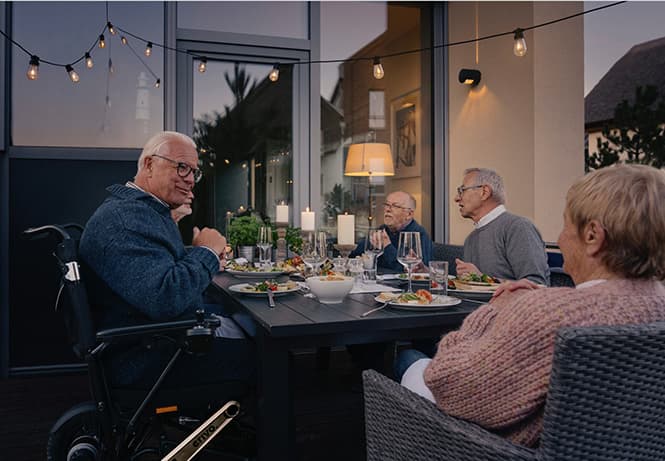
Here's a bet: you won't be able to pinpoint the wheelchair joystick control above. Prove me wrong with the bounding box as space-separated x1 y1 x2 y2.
195 309 205 325
186 309 214 354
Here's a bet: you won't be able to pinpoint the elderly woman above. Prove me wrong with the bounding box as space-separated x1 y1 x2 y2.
396 164 665 447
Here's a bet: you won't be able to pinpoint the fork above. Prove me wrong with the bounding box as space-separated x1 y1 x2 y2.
267 289 276 308
361 302 388 317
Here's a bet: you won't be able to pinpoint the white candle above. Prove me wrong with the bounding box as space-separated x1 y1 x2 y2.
337 213 355 245
276 204 289 224
301 207 316 232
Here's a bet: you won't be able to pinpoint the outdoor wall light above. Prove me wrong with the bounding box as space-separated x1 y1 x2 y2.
458 68 481 87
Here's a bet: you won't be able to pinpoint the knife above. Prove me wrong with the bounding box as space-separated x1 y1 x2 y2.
267 288 276 308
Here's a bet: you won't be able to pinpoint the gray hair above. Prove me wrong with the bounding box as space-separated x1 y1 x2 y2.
137 131 196 172
464 167 506 204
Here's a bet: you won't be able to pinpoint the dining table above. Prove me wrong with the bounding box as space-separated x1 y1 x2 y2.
210 272 482 461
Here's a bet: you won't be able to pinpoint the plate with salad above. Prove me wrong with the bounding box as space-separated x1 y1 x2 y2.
374 289 461 311
229 280 300 296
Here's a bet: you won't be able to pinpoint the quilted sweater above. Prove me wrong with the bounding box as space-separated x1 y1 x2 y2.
423 279 665 447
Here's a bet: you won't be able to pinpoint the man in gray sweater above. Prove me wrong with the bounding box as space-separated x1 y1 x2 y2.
454 168 550 285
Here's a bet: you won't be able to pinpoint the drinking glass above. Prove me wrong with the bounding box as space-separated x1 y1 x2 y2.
429 261 449 297
302 231 327 274
347 258 364 287
397 232 423 293
257 226 273 269
363 229 385 282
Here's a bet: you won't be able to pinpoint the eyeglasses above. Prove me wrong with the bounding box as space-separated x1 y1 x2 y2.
152 154 203 183
456 184 484 196
383 202 412 211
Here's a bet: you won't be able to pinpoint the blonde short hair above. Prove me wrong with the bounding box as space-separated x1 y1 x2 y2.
137 131 196 172
566 164 665 280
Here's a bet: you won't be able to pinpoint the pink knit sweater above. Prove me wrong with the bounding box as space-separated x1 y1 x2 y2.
423 279 665 447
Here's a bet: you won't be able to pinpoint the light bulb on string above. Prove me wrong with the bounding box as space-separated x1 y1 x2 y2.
98 34 106 49
85 52 93 69
372 56 385 80
107 22 116 35
121 36 128 46
145 42 153 57
198 58 207 73
65 65 80 83
513 29 527 57
155 78 161 88
26 55 40 80
269 63 280 82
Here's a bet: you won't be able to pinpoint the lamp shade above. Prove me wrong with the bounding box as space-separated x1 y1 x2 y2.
344 143 395 176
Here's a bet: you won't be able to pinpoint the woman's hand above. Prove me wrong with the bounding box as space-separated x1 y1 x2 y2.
455 258 480 276
491 278 542 302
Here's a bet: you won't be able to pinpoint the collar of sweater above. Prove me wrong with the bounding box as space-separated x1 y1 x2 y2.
385 219 417 237
474 204 506 229
106 183 171 217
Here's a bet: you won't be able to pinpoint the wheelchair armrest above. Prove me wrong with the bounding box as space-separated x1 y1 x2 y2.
96 316 221 342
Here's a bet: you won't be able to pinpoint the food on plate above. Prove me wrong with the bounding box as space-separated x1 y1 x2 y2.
241 280 297 293
317 273 346 281
448 274 501 291
276 256 306 274
376 292 400 302
395 289 435 304
227 260 282 273
458 273 501 285
397 273 430 281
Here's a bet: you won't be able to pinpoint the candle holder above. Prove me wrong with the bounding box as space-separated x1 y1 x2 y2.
333 243 357 274
275 222 288 263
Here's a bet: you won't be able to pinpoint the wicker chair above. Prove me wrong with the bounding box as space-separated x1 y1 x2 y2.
363 321 665 461
432 242 464 276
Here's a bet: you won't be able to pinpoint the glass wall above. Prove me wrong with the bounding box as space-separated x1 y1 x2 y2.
11 2 164 148
318 2 432 240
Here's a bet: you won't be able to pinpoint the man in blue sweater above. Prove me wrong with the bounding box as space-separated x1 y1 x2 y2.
80 131 255 388
455 168 550 285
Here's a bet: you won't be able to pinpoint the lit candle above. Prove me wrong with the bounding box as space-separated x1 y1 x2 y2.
337 213 355 245
276 203 289 224
301 207 316 232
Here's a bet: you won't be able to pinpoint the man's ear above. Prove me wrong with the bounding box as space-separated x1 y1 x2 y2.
583 219 606 257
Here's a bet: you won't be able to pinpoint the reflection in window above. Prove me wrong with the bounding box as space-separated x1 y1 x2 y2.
11 2 164 148
369 90 386 129
191 61 293 236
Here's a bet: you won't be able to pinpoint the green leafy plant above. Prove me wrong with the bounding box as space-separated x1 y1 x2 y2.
228 215 262 247
271 225 304 254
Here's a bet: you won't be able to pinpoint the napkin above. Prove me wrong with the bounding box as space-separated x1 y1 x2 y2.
350 283 401 294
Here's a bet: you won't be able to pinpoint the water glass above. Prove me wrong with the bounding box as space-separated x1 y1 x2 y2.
363 229 385 282
361 252 378 282
257 226 273 269
347 258 364 286
429 261 448 297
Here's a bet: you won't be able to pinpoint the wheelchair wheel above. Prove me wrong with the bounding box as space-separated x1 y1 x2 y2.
47 402 102 461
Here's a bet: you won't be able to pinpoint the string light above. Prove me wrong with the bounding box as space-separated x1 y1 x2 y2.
65 65 80 83
120 36 128 45
98 34 106 49
513 29 527 57
108 58 114 74
198 58 207 73
26 55 39 80
269 63 280 82
107 21 116 35
144 42 152 57
84 52 93 69
372 57 385 79
155 78 160 88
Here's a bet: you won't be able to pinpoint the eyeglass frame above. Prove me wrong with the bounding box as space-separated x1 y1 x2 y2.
151 154 203 183
383 202 413 212
456 184 484 197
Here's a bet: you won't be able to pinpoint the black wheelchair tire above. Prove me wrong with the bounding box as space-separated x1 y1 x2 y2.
47 402 102 461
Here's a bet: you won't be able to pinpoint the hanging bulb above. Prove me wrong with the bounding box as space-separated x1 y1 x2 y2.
269 63 280 82
120 36 128 45
372 56 385 80
98 34 106 49
108 58 114 74
198 58 207 73
65 65 80 83
107 22 116 35
26 55 40 80
85 52 93 69
513 29 527 57
155 78 161 88
145 42 153 57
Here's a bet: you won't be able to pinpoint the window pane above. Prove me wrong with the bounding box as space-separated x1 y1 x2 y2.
191 61 293 235
11 2 164 148
320 2 432 239
178 1 308 40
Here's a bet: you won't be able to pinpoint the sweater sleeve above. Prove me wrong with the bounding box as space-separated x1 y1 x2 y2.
504 218 550 285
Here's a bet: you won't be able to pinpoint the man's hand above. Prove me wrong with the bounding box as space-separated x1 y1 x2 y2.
491 278 542 302
192 226 227 256
455 258 480 276
379 229 391 247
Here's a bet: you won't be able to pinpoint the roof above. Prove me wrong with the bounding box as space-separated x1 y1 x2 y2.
585 36 665 127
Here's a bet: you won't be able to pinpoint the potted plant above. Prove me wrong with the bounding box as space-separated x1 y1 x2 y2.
228 215 262 262
271 225 304 255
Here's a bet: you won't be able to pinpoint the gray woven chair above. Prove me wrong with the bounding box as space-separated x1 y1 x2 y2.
432 242 464 276
363 321 665 461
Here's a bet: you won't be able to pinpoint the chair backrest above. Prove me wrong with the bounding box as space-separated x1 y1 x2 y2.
549 267 575 287
432 242 464 276
540 322 665 460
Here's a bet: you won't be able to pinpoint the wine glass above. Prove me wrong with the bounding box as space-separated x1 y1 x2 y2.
363 229 385 282
397 232 423 293
257 226 273 269
302 231 327 274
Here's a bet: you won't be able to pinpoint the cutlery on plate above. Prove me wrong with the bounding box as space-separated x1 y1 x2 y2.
267 289 276 308
361 303 388 317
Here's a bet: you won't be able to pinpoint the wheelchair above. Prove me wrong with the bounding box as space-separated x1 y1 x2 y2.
23 224 255 461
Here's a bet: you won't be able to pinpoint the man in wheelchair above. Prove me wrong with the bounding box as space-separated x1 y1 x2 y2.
31 131 257 460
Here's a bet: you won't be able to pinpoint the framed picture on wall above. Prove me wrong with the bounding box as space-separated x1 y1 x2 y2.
390 89 420 179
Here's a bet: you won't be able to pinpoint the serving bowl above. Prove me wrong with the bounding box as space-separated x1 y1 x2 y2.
306 275 354 304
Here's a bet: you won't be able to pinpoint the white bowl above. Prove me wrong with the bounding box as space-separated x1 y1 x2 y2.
306 275 354 304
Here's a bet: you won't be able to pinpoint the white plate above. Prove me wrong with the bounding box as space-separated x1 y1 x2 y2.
397 273 430 282
373 294 461 311
447 288 493 302
226 269 287 279
228 283 301 297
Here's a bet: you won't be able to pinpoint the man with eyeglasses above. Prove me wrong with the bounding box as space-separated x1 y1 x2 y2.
80 131 255 390
454 168 549 285
351 191 432 272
